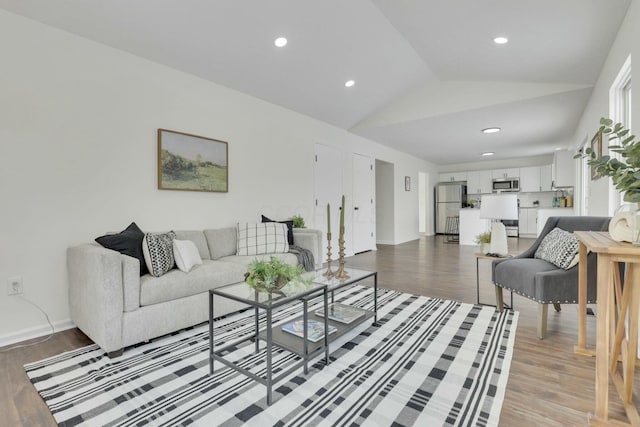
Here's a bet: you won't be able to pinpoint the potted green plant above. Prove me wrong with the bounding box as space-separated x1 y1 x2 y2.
576 118 640 243
244 256 310 293
475 231 491 254
292 215 305 228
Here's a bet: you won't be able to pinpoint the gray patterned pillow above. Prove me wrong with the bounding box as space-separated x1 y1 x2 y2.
142 231 176 277
236 222 289 256
534 227 579 270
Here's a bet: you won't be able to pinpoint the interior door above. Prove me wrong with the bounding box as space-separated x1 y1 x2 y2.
352 153 374 253
314 144 343 260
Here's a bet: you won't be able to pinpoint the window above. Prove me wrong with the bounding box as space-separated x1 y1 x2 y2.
608 55 632 214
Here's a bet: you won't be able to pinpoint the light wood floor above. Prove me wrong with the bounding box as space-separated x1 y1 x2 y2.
1 235 637 426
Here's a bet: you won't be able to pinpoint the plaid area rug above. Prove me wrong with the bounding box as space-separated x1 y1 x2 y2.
25 286 518 426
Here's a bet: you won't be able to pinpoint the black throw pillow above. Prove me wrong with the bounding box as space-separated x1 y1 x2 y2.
261 215 294 246
95 222 149 276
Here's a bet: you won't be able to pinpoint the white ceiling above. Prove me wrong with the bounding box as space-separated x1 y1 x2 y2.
0 0 631 165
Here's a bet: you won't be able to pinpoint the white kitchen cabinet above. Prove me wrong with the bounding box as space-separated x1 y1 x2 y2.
540 164 553 191
492 168 519 180
553 150 575 188
519 166 541 192
439 172 468 182
519 165 553 192
519 208 538 237
466 170 493 195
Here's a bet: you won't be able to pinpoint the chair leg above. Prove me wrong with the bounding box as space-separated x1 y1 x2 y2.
495 286 504 312
537 303 548 339
553 303 561 312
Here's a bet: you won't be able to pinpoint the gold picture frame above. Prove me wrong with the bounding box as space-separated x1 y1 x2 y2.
590 131 602 180
158 129 228 192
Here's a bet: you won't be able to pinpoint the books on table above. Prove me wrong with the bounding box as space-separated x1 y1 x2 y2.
281 319 337 343
315 303 365 324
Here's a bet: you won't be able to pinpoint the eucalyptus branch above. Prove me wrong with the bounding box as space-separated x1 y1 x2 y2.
575 117 640 203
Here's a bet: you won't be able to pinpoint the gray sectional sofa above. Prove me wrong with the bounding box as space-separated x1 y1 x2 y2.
67 226 323 357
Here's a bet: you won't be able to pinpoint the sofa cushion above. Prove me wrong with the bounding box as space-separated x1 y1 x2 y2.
173 239 203 273
262 215 294 245
143 231 176 277
204 227 237 260
139 260 247 306
534 227 579 270
236 222 289 256
174 230 211 260
95 222 148 276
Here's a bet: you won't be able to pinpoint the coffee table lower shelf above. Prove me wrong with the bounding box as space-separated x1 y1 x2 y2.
261 307 374 355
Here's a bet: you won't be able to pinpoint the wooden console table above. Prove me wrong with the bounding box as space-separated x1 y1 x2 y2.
574 231 640 426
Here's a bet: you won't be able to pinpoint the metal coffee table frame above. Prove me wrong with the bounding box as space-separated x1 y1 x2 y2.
209 282 329 405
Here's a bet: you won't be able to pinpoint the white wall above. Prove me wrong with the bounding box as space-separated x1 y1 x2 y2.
571 1 639 215
375 160 395 244
0 10 436 343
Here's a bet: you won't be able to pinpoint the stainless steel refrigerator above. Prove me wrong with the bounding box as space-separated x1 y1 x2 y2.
435 182 467 234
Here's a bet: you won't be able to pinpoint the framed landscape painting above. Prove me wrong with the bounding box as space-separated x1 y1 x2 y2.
590 130 602 180
158 129 228 192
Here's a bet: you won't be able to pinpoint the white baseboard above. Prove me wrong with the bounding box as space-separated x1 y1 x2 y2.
0 318 74 348
376 239 395 245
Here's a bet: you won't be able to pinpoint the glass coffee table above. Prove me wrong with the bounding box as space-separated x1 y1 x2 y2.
209 281 329 405
208 267 378 405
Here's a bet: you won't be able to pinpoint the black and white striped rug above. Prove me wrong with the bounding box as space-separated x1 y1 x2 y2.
25 286 518 426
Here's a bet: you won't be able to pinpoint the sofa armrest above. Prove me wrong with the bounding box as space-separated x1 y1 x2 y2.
67 244 138 353
293 228 323 268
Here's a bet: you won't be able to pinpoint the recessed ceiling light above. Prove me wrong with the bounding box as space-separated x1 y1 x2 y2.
482 152 495 156
345 80 355 88
274 37 288 47
493 36 509 45
482 127 501 134
555 147 563 151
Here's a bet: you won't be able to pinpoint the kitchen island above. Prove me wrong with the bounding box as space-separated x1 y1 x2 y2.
459 208 490 246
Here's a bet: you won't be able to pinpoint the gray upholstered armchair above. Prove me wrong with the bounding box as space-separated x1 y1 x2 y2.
492 216 611 339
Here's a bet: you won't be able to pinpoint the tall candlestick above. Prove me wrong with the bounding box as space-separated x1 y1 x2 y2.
327 203 331 234
339 195 345 232
335 196 349 280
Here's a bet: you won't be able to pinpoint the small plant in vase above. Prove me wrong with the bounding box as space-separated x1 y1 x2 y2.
244 257 311 294
292 215 305 228
475 232 492 254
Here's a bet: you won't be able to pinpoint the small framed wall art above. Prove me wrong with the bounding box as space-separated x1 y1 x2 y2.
158 129 228 192
405 176 411 191
590 131 602 180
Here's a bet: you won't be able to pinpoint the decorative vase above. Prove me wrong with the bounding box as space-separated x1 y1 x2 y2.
245 274 289 293
633 205 640 246
480 242 490 254
609 204 640 246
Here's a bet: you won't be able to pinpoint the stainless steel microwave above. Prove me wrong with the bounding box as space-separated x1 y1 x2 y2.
492 178 519 192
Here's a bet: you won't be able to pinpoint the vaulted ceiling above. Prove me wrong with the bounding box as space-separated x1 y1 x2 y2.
0 0 631 164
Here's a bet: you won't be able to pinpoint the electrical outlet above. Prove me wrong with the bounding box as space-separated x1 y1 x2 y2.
7 276 23 296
